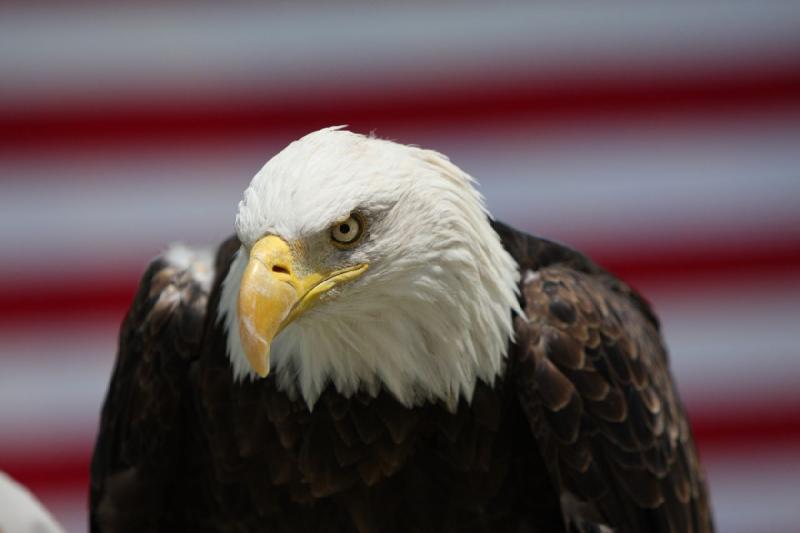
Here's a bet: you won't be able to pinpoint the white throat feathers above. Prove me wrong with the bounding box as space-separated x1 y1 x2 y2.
218 127 521 411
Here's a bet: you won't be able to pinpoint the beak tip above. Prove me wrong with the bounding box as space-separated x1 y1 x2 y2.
247 351 271 379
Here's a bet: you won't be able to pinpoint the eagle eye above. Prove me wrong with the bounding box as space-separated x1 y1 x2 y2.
331 212 365 247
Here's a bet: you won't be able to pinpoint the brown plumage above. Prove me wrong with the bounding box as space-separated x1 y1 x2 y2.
91 221 713 532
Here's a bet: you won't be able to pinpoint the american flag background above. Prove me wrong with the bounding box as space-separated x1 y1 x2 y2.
1 3 799 531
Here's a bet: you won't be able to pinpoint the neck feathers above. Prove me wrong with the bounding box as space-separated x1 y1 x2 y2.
219 219 520 412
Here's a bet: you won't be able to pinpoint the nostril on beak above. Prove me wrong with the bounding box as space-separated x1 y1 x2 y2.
272 264 290 275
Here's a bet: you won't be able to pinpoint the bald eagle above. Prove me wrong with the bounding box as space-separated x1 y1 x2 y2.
91 127 713 532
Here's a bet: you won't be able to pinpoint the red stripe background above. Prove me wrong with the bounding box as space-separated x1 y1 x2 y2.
4 60 800 151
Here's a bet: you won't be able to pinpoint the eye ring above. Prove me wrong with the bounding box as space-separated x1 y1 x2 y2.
331 212 365 248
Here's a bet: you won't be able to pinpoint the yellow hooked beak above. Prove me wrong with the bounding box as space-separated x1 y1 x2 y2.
237 235 368 377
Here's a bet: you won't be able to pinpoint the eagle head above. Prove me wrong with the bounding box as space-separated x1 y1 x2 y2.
219 127 520 411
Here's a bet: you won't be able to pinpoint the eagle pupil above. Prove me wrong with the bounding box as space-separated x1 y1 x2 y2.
339 223 350 234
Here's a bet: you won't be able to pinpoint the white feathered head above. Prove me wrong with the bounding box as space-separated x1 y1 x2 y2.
219 127 520 411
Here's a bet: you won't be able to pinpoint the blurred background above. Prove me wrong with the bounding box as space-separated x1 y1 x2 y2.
1 2 799 532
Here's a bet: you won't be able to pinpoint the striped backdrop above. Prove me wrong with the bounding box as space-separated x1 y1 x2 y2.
1 3 799 532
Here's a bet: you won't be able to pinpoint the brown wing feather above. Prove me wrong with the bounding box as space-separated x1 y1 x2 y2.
512 265 713 533
90 250 212 532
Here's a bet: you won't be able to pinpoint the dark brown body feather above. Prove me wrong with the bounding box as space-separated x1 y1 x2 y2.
91 221 713 532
